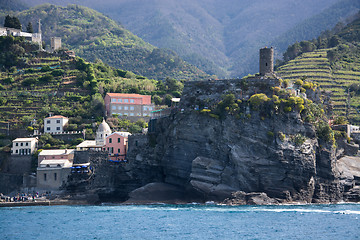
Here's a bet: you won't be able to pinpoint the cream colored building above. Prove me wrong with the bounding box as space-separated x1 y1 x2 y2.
44 115 69 133
37 159 72 189
11 137 38 155
38 149 74 165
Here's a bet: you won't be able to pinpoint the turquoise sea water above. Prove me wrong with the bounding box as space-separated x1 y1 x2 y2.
0 204 359 240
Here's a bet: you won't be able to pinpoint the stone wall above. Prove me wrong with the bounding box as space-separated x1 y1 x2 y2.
0 173 23 194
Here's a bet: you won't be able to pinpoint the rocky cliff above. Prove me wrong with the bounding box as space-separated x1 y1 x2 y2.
70 77 360 204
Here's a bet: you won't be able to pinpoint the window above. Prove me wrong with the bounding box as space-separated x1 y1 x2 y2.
54 173 57 181
149 107 153 111
118 106 122 110
118 99 122 103
111 147 114 153
130 106 134 110
109 138 112 143
118 138 121 143
130 113 134 116
112 106 116 110
118 113 122 116
26 142 28 146
56 120 60 123
143 106 147 111
47 127 50 131
124 113 128 116
118 149 121 153
15 150 18 153
124 99 128 103
16 143 18 146
111 99 116 102
20 143 23 146
47 120 50 124
130 99 134 103
124 106 128 110
56 127 60 131
44 173 47 181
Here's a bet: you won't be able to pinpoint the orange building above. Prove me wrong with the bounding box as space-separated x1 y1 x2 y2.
104 93 154 118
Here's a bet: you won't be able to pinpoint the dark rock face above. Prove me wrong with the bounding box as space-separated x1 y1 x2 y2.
70 79 360 204
148 109 323 203
125 182 185 204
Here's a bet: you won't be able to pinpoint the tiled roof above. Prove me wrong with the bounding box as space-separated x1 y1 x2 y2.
45 115 68 119
106 93 152 105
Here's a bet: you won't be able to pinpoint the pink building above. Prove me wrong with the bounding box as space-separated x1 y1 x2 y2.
104 93 154 118
103 132 131 161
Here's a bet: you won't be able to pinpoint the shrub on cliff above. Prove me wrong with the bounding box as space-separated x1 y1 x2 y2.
215 94 239 117
249 93 269 110
316 120 336 146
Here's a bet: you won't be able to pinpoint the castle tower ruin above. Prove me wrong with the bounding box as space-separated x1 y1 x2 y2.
259 47 274 76
51 37 62 52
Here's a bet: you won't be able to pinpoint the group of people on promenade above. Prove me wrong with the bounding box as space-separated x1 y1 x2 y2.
0 192 50 202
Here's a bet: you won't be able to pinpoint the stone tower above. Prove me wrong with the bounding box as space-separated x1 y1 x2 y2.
51 37 62 52
259 47 274 76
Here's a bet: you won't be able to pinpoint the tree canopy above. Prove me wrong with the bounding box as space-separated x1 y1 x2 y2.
4 15 21 29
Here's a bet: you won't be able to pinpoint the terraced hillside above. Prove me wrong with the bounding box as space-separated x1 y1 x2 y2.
0 36 185 138
0 51 93 132
276 49 360 123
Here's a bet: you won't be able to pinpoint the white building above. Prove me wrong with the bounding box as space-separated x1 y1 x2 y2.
0 27 42 45
44 115 69 133
76 120 112 151
11 137 38 155
95 119 112 146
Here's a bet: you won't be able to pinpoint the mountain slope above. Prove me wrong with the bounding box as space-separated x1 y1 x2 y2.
0 4 209 81
24 0 353 78
272 0 360 58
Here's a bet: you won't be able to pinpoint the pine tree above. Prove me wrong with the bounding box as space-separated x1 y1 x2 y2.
4 15 12 28
12 16 21 30
4 15 21 29
26 22 33 33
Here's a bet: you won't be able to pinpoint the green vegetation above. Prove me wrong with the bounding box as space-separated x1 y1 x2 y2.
3 15 21 29
0 36 183 136
276 14 360 124
291 134 306 147
5 4 209 81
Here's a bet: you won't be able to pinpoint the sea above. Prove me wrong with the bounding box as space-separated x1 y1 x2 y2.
0 203 359 240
